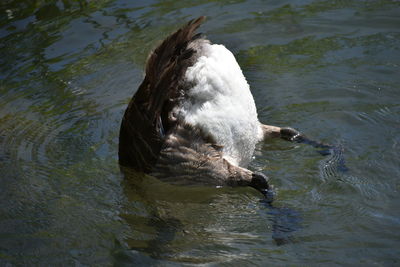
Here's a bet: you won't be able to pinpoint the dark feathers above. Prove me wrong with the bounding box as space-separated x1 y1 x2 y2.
118 17 206 171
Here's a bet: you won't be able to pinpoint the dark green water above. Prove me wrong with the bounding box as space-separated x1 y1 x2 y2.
1 0 400 265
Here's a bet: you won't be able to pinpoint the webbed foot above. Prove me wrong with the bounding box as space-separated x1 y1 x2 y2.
280 127 305 142
250 172 275 203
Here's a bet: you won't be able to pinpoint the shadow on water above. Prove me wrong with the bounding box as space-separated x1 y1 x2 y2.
256 135 350 247
295 135 349 174
119 166 304 261
120 168 188 260
263 201 302 246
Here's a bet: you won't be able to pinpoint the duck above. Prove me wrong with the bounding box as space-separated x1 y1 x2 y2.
118 16 308 196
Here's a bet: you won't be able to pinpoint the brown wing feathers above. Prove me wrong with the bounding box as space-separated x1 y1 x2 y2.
118 16 206 171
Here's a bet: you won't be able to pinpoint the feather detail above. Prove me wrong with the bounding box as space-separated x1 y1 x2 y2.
119 17 206 171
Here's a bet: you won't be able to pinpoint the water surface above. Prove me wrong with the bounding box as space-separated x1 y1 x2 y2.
1 0 400 265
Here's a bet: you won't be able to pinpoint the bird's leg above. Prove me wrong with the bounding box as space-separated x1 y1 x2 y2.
261 123 342 159
224 160 274 201
261 124 305 142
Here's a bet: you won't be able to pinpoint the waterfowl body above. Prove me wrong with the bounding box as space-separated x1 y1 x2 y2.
119 17 303 192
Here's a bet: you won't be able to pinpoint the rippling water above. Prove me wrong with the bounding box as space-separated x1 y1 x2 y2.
1 0 400 265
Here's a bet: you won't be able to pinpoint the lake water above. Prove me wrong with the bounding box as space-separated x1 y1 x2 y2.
1 0 400 265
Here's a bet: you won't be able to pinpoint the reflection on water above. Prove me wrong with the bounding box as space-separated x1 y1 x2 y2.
121 167 302 263
1 0 400 265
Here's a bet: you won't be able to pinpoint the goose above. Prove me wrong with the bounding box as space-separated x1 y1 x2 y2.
118 16 325 197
